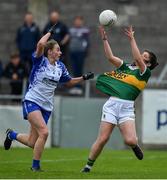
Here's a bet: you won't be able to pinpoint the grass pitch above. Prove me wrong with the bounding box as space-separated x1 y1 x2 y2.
0 147 167 179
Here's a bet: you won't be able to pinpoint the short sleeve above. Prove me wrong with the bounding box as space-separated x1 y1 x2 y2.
32 52 44 65
117 61 128 70
59 62 72 83
140 68 151 81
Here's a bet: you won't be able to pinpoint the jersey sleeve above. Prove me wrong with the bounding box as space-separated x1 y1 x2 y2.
59 62 72 83
139 67 151 82
117 61 128 70
31 52 44 65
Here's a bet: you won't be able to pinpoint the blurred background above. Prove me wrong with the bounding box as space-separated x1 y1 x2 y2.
0 0 166 150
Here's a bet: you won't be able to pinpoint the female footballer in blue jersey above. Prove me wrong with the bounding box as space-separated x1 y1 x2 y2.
4 24 94 171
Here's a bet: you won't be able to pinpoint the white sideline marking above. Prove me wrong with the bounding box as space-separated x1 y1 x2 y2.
0 158 83 164
1 155 165 164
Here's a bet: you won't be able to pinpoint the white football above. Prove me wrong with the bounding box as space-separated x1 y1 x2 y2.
99 10 117 26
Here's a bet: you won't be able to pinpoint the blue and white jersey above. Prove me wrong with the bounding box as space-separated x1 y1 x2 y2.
24 52 71 111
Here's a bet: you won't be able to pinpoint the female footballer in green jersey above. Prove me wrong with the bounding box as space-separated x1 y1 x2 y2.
82 26 158 172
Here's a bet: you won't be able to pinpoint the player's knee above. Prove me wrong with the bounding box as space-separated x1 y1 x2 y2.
28 141 36 148
124 137 137 146
39 127 49 140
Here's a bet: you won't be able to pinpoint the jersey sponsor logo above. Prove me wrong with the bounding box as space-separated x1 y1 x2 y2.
42 77 58 86
105 71 128 79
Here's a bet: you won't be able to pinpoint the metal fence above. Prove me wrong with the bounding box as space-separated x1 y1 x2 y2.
0 63 167 101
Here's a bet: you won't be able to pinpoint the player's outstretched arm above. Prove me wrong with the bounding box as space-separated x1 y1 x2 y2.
36 24 57 58
99 26 123 68
124 26 146 73
65 72 94 86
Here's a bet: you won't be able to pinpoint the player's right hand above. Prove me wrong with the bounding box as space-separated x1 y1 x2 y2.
124 25 135 40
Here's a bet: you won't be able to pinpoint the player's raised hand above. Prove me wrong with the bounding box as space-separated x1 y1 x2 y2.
48 24 57 35
124 25 135 40
99 25 108 41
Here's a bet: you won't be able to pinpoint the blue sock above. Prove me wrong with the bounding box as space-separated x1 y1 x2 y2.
8 131 18 140
32 159 40 169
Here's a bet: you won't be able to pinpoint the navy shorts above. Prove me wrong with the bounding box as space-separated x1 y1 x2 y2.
22 100 51 124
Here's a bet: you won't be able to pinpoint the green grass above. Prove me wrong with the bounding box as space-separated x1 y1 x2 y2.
0 147 167 179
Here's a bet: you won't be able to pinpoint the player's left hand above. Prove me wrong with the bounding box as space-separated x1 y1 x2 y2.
82 72 94 80
48 24 57 35
99 25 108 41
124 25 135 40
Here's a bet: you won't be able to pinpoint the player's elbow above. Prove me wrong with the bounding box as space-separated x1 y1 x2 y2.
37 41 46 48
65 80 73 87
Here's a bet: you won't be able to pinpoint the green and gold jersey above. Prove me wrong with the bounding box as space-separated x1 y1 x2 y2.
96 61 151 101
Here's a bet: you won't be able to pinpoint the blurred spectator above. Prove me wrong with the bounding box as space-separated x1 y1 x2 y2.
69 16 90 94
16 12 40 73
43 10 70 66
4 53 27 95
